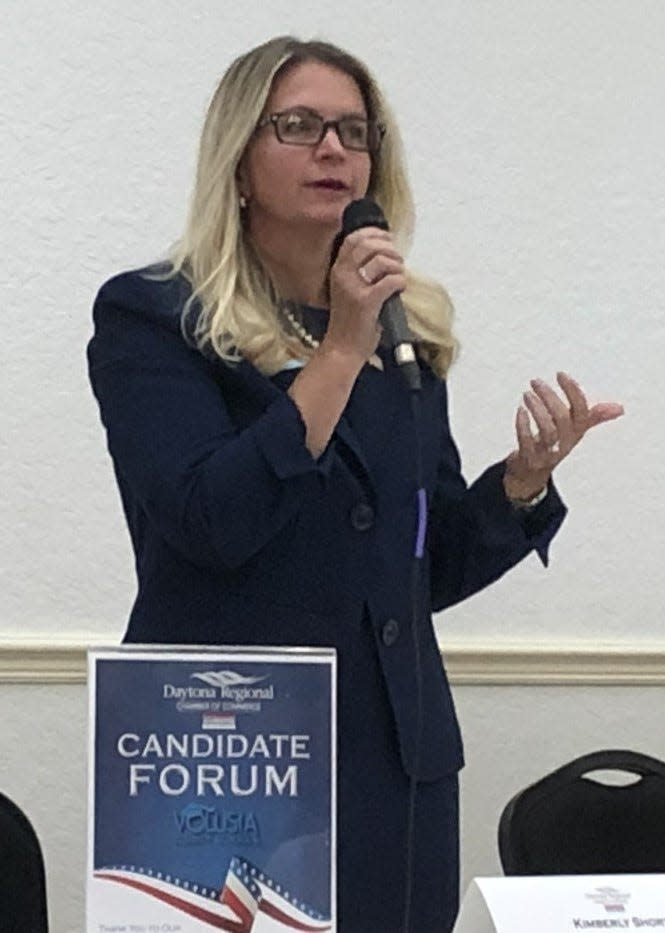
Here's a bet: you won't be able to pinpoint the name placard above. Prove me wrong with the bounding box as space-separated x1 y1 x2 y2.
454 875 665 933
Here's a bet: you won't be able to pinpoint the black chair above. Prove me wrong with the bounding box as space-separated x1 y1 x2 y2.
499 749 665 876
0 791 49 931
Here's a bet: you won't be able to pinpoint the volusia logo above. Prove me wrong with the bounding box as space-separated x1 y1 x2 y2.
174 803 260 844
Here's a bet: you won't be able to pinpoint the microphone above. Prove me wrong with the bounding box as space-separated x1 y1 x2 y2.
340 198 421 391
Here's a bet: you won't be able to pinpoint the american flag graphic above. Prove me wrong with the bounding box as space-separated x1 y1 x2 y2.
201 712 237 730
94 856 331 931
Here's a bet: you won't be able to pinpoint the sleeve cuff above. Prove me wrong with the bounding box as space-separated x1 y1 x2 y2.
511 477 567 566
252 393 335 481
471 462 567 568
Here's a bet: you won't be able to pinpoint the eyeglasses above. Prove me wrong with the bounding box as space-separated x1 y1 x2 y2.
256 107 385 154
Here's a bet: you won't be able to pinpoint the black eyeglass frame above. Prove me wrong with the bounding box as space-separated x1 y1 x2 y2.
255 108 386 154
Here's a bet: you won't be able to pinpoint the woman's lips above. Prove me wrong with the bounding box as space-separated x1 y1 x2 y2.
307 179 349 190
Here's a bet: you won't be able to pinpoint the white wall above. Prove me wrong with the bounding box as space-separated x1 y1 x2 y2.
2 2 664 931
2 0 661 644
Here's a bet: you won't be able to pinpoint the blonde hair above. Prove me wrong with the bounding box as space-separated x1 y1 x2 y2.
167 36 457 377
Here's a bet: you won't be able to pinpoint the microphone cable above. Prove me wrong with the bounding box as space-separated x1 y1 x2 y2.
401 387 426 933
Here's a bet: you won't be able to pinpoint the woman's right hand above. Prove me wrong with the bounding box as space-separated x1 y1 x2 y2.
325 226 407 367
287 227 407 458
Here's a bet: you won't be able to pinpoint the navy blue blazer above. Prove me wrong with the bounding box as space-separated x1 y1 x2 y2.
88 268 566 783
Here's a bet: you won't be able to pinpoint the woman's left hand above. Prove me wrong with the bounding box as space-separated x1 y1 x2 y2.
503 371 624 502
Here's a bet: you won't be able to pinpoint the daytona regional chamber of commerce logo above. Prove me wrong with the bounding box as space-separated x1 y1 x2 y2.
162 670 276 729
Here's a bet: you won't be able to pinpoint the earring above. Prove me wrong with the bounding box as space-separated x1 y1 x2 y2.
239 194 248 209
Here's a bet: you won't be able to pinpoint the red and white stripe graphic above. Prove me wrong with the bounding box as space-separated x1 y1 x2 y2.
94 857 331 932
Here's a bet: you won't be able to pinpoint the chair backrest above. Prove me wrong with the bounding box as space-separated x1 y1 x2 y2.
498 749 665 876
0 791 49 932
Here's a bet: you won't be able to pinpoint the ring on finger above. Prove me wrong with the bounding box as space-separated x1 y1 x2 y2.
549 439 561 453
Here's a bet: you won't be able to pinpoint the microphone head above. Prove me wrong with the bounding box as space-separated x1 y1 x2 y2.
341 198 389 235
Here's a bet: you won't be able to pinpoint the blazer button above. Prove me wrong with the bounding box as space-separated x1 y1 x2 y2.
381 618 400 646
349 502 375 531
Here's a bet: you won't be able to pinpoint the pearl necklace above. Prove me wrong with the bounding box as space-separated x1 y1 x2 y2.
281 305 384 370
281 306 320 349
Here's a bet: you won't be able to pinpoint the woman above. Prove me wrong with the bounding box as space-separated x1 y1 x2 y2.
88 36 623 933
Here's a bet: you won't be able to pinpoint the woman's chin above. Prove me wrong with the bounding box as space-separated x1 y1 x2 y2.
298 203 349 230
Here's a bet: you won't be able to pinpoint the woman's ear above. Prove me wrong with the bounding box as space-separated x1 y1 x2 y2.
235 161 251 205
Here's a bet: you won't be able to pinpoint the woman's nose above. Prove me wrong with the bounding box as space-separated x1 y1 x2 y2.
316 125 346 156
